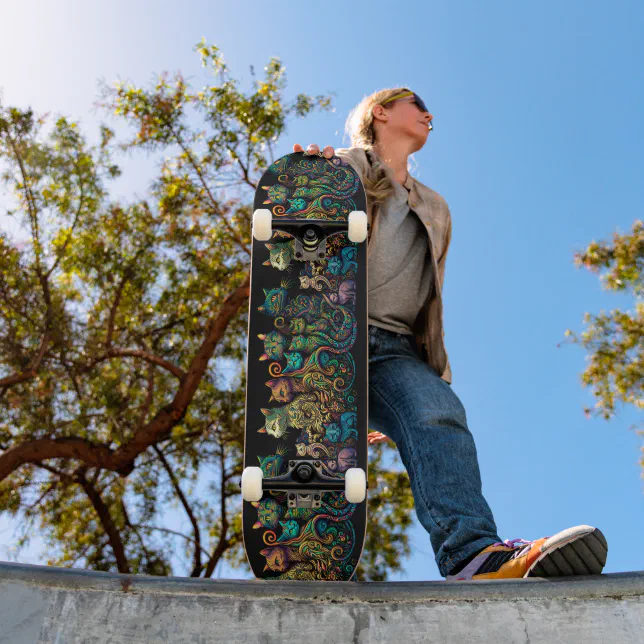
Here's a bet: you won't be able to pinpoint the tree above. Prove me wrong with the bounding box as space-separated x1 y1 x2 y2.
0 40 415 579
562 220 644 475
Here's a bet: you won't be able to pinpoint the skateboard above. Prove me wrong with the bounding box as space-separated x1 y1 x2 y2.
241 150 369 581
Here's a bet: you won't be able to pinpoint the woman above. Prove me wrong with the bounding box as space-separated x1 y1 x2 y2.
292 87 608 580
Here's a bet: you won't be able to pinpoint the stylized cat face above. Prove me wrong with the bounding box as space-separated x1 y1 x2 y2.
283 352 303 373
285 197 307 214
341 411 357 434
279 519 300 540
256 446 288 476
252 497 282 529
259 407 288 438
257 330 288 361
260 545 289 572
263 241 294 272
341 246 358 274
266 377 294 403
337 279 356 305
327 255 342 276
324 422 342 443
257 286 287 318
337 447 357 472
266 183 288 203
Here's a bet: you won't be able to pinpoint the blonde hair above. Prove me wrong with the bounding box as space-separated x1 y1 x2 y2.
343 87 413 207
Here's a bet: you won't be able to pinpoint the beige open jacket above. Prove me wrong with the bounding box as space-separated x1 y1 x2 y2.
335 146 453 385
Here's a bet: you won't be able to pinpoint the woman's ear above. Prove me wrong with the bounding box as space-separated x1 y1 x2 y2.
372 104 388 123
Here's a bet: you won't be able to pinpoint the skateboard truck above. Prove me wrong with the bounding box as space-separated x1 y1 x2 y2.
242 460 368 508
269 218 350 262
279 219 338 262
262 459 354 509
252 210 369 255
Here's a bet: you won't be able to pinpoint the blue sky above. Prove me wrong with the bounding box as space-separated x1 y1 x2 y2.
0 0 642 581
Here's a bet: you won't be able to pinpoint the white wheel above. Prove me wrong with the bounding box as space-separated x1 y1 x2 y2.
253 209 272 241
241 466 263 502
345 467 367 503
348 210 368 243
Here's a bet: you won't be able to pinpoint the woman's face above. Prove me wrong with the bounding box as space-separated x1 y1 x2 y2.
375 96 433 147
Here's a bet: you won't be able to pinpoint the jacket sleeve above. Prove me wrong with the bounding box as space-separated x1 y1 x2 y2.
436 199 452 294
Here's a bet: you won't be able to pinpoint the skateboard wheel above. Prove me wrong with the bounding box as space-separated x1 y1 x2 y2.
345 467 367 503
253 209 272 241
241 466 263 502
348 211 368 243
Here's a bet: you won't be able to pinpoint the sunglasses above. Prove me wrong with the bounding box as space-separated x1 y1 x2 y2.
381 91 433 131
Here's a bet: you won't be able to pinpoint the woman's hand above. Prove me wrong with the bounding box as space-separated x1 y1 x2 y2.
368 431 391 445
293 143 335 158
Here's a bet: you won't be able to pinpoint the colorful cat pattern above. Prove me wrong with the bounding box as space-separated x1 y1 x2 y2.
251 153 362 580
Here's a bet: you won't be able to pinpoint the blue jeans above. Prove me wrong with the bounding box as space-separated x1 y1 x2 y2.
368 324 501 577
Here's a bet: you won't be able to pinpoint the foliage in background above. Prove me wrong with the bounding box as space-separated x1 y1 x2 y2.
0 40 416 579
563 220 644 472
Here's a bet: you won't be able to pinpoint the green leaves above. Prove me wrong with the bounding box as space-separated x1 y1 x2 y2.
565 219 644 471
0 40 413 581
356 442 414 581
573 220 644 296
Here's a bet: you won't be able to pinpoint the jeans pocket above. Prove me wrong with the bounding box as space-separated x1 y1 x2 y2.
368 327 381 353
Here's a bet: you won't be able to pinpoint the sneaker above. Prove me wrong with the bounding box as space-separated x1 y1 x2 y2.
445 525 608 581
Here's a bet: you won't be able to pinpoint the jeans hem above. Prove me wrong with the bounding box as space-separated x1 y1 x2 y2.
439 537 501 578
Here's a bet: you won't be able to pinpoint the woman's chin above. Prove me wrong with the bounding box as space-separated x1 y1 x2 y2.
409 128 429 143
410 132 428 151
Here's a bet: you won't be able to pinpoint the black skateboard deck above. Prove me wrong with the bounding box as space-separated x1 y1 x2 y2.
241 151 368 581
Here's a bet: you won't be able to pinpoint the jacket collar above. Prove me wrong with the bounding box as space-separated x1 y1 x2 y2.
366 148 416 192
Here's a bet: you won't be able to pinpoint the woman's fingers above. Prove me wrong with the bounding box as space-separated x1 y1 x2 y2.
292 144 335 158
367 431 391 444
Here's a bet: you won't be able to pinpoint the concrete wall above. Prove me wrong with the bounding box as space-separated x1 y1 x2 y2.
0 561 643 643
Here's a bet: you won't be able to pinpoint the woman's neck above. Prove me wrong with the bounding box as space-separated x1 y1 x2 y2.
371 143 410 185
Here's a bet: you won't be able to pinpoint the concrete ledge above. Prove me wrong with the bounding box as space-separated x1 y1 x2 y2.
1 561 643 643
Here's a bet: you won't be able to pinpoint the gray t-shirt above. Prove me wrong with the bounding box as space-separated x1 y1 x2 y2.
367 181 434 335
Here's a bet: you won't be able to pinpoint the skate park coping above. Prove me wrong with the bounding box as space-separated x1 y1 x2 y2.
1 560 643 642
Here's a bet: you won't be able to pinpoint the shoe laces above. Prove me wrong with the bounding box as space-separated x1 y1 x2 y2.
493 538 534 548
485 538 537 564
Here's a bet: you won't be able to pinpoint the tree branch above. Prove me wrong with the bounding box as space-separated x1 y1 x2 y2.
0 272 250 481
153 444 202 577
106 347 186 381
0 331 51 388
46 150 87 278
164 119 250 256
75 470 130 574
105 267 134 349
204 439 230 578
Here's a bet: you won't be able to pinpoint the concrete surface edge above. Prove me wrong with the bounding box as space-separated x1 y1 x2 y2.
1 560 643 601
1 561 643 643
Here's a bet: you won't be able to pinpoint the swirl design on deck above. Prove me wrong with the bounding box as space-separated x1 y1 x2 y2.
251 154 362 580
